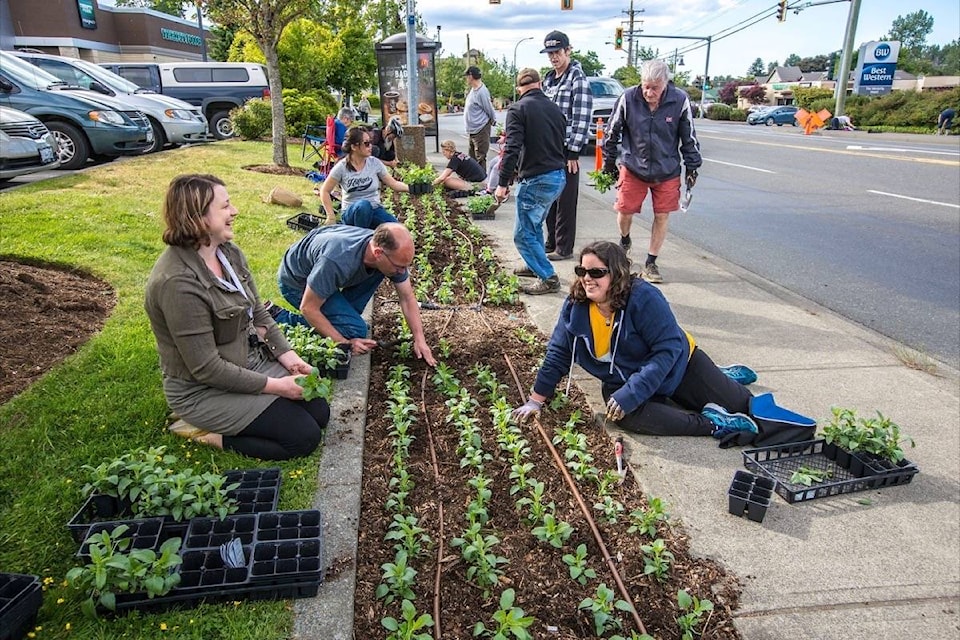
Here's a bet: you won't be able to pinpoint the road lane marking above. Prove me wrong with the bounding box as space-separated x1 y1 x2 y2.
867 190 960 209
702 158 775 173
699 134 959 166
847 145 960 157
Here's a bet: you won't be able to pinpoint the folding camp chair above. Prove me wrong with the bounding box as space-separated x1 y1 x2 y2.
301 115 339 177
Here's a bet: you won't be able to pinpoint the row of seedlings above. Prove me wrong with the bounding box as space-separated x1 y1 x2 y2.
378 363 435 638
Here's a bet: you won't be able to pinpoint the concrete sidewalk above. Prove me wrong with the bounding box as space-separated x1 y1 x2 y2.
294 143 960 639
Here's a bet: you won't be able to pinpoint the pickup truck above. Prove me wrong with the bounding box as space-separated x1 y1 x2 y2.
99 62 270 139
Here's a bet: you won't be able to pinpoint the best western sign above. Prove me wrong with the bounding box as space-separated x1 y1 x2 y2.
853 41 900 96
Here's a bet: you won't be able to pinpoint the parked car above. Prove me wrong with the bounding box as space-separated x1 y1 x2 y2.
0 106 59 180
586 76 625 147
12 51 209 154
99 61 270 139
747 105 799 126
0 51 152 170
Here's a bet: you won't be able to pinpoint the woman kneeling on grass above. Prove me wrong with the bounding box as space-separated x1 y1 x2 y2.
512 241 814 444
145 174 329 460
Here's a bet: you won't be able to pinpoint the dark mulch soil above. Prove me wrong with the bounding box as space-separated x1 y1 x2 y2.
243 164 310 176
352 196 742 639
0 260 115 405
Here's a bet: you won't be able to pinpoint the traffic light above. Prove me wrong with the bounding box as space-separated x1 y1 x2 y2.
777 0 788 22
614 27 623 51
561 0 573 9
703 76 711 90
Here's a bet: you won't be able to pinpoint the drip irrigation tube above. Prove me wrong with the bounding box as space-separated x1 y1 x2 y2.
503 353 648 636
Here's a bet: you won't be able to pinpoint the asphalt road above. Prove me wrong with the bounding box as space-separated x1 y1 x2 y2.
438 114 960 370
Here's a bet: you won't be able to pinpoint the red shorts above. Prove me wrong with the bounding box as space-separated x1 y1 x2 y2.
614 169 681 215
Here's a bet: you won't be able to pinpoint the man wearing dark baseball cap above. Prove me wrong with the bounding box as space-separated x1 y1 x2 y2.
463 65 497 166
540 30 593 262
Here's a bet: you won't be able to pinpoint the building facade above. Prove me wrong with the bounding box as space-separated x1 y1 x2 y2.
0 0 211 63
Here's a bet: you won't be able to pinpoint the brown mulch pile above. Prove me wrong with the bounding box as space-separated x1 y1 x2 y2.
0 260 115 404
243 164 310 176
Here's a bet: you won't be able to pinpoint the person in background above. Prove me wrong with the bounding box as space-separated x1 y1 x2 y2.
463 65 498 166
317 127 408 227
356 95 371 123
333 106 355 156
433 139 486 193
512 241 813 441
602 58 701 284
496 68 567 296
145 174 328 461
268 223 436 366
540 30 593 261
368 116 403 168
937 107 955 135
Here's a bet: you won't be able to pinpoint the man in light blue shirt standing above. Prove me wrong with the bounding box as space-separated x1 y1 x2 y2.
463 65 497 165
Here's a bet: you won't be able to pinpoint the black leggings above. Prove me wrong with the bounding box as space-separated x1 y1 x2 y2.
603 348 752 436
223 397 329 460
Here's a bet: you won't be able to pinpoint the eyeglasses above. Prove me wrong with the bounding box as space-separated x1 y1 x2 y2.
361 140 373 147
574 266 610 279
381 250 410 271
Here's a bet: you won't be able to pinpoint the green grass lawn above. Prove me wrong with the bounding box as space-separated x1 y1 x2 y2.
0 141 328 639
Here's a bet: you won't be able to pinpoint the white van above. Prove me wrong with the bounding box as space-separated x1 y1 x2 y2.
14 52 209 153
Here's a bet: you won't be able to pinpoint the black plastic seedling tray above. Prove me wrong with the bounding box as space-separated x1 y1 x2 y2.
184 514 258 549
286 213 321 233
742 439 919 504
77 517 167 560
0 573 42 640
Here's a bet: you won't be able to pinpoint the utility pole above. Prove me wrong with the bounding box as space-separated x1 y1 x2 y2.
834 0 862 117
622 1 644 68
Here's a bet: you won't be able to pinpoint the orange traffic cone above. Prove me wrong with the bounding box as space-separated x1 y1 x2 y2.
595 118 604 171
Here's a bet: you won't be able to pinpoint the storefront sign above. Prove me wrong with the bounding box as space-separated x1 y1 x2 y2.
160 28 202 47
77 0 96 29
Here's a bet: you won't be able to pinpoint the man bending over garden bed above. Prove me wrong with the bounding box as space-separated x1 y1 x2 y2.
267 223 437 366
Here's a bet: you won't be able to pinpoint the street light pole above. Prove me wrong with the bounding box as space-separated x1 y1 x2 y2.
512 36 533 102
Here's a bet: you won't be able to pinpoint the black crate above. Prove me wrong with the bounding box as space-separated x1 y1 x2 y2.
0 573 42 640
111 579 320 615
77 517 167 560
184 514 258 549
251 539 324 584
224 467 281 493
742 439 919 504
177 546 252 591
286 213 321 233
67 496 189 544
255 510 322 542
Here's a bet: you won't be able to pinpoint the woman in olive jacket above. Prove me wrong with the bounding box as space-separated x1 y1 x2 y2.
145 174 328 460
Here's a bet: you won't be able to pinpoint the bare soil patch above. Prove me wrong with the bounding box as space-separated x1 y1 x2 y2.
0 260 115 404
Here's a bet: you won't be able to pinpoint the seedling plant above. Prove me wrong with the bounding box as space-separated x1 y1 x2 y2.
676 589 714 640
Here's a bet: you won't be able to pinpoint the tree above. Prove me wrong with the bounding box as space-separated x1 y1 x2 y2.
798 54 830 72
740 83 767 105
208 24 237 61
205 0 312 167
613 65 640 87
885 10 934 57
570 50 605 77
747 58 765 77
784 53 801 67
766 60 778 74
718 80 740 105
114 0 188 16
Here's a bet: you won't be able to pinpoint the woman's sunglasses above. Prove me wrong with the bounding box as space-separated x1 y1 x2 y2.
574 266 610 278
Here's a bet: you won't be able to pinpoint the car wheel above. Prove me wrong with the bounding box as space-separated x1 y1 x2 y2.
47 122 90 170
210 110 234 140
143 118 166 154
765 117 775 126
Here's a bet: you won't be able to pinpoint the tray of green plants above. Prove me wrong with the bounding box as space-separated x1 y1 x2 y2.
742 439 918 504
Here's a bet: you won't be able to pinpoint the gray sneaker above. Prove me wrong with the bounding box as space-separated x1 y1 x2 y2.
513 265 536 277
643 262 663 284
522 275 561 295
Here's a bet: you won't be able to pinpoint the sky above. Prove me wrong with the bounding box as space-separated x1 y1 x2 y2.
415 0 960 79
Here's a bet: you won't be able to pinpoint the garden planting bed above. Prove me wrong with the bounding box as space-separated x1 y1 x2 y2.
350 192 743 639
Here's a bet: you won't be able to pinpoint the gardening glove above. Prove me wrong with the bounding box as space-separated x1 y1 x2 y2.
512 398 543 423
685 169 699 190
603 161 619 181
605 397 625 422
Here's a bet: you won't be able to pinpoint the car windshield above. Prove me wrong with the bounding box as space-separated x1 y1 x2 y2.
0 51 65 90
70 58 144 93
589 79 624 98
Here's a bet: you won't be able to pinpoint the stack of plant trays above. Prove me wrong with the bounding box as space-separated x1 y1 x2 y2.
110 510 325 614
742 439 919 504
0 573 42 640
67 467 281 544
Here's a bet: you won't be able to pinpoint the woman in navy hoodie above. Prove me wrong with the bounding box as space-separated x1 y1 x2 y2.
512 241 813 442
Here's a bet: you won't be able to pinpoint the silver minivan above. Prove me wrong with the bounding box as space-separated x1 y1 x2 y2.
13 51 209 153
0 106 60 180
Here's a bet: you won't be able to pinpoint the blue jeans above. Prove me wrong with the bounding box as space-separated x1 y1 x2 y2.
513 169 566 280
273 274 383 340
341 200 397 230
